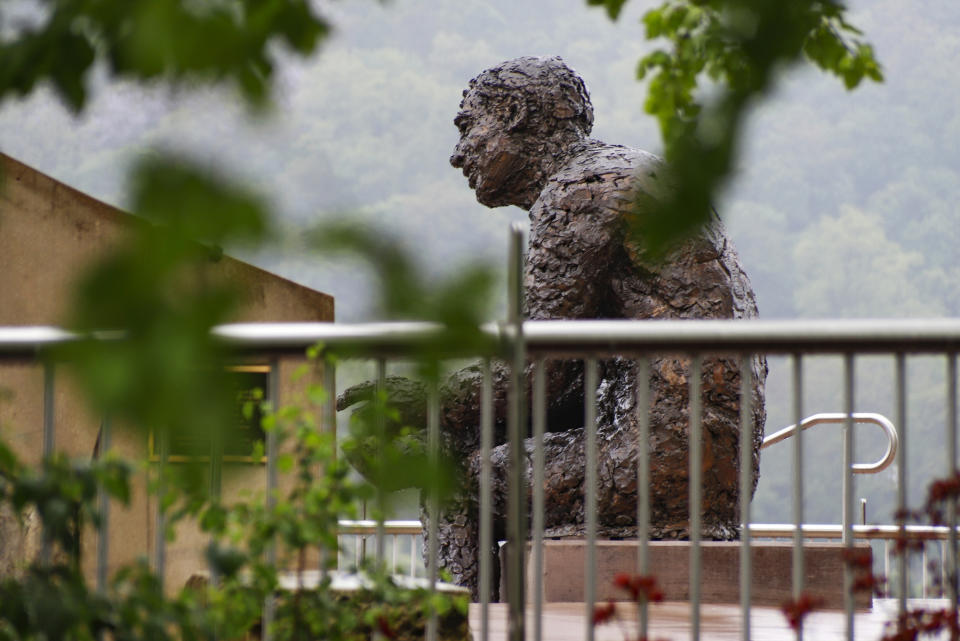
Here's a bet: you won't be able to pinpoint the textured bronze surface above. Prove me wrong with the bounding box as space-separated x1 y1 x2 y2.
339 56 766 600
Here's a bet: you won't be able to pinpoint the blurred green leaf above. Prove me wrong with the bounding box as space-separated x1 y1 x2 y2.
0 0 331 112
587 0 629 20
618 0 883 253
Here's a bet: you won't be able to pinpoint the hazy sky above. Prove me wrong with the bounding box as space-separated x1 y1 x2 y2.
1 0 957 323
2 0 959 523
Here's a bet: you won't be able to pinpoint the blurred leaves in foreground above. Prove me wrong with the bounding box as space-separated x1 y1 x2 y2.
308 221 500 378
55 153 274 494
0 377 465 641
0 0 330 112
593 0 883 254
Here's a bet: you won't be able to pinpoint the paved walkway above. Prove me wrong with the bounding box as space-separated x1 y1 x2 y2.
469 599 950 640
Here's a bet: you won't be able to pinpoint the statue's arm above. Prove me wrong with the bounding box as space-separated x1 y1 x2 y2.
524 176 627 320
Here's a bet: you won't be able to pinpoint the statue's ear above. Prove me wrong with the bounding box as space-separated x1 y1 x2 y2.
505 100 528 132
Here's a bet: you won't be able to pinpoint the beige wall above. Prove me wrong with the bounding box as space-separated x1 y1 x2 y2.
0 154 335 590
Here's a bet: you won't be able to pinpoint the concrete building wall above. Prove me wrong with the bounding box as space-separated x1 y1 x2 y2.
0 153 335 590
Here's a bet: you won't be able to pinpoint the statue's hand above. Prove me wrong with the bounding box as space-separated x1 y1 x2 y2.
337 376 430 488
336 375 428 432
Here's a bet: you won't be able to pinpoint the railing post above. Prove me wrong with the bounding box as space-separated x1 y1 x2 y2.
154 426 168 592
792 355 805 641
739 355 753 641
689 354 702 641
506 223 527 641
636 356 651 638
375 358 387 567
96 416 111 595
321 358 336 578
842 354 855 641
210 400 223 588
41 361 55 565
262 357 280 641
894 353 907 611
532 360 546 641
584 358 598 641
947 353 958 617
479 359 494 641
426 380 440 641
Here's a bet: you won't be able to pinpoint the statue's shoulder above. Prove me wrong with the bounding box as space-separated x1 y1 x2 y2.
545 141 671 204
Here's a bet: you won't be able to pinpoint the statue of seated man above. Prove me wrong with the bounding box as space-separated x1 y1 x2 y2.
339 56 766 600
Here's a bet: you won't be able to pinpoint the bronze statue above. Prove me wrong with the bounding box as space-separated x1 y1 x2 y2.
339 56 766 600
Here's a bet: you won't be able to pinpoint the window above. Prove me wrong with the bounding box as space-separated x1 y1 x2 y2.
149 364 270 463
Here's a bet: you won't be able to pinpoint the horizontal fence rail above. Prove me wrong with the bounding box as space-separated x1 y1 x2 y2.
5 318 960 358
3 316 960 641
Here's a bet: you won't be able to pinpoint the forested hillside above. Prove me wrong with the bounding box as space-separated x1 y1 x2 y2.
1 0 957 525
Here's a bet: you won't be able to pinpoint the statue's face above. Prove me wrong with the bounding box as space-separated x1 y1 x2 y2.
450 92 532 209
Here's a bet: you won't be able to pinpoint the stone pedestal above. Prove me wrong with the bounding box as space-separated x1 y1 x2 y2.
500 540 873 610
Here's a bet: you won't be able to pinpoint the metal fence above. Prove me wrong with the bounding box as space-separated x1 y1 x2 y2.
218 315 960 641
3 229 960 641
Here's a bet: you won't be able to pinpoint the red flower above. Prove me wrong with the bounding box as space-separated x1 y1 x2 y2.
613 573 663 603
593 600 617 626
376 615 395 639
613 573 633 592
780 593 824 630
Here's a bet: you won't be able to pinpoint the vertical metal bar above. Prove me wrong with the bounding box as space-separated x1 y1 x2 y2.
584 358 598 641
895 354 907 614
506 223 526 641
842 354 855 641
262 358 280 641
40 362 54 564
210 421 223 499
942 540 947 598
392 534 399 574
947 353 958 617
739 355 753 641
532 360 546 641
375 358 387 568
479 359 494 641
792 354 805 631
636 356 651 638
884 541 891 597
922 544 929 598
324 357 337 437
410 536 417 578
43 362 55 456
321 356 336 578
209 398 223 587
427 381 441 641
154 426 168 591
96 416 111 594
689 355 703 641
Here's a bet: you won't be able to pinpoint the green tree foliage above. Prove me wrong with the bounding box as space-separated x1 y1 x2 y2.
0 0 329 111
792 206 941 318
0 391 466 641
595 0 882 252
4 0 949 629
1 4 481 637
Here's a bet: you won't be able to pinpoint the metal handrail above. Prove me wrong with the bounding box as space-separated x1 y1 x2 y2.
762 413 899 474
4 318 960 358
4 317 959 638
352 519 960 542
749 523 960 540
338 519 423 536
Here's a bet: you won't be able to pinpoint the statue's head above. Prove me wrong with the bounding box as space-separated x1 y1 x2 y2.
450 56 594 209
